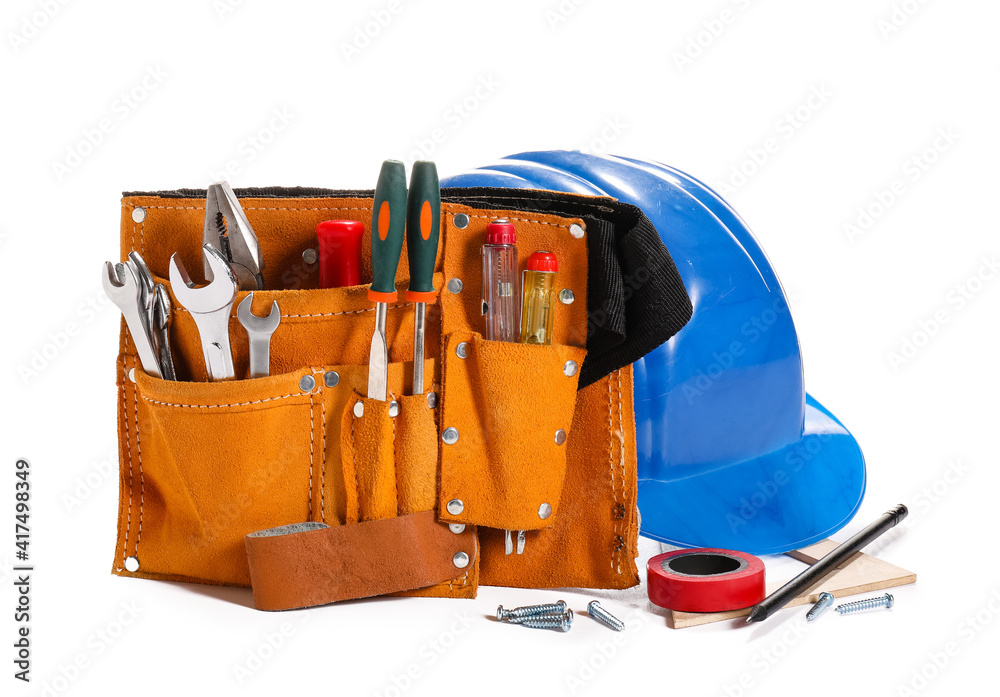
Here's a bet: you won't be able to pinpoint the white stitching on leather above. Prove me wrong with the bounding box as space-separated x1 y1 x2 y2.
140 392 307 409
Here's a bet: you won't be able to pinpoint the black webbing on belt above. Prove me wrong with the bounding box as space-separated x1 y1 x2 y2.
441 187 692 389
125 186 693 389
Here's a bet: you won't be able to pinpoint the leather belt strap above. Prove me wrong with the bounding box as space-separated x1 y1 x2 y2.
245 511 476 610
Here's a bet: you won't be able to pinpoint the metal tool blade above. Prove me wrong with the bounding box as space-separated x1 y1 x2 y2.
367 303 388 400
413 303 426 394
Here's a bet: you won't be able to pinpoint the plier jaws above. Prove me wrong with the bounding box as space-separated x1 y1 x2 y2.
202 180 265 290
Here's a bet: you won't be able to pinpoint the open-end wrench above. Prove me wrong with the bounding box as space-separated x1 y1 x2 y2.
169 245 238 381
102 261 162 377
237 292 280 378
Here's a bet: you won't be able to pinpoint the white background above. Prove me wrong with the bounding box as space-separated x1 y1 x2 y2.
1 0 997 695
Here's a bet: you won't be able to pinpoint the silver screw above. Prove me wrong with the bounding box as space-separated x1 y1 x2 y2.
442 427 459 444
388 400 399 417
446 498 464 515
299 375 316 391
569 223 585 239
453 552 470 569
456 342 469 358
587 601 625 631
554 429 567 445
453 213 470 229
497 600 568 622
124 556 140 572
353 401 365 418
427 392 438 408
131 207 146 223
519 610 573 632
323 371 340 387
807 592 835 622
302 248 318 265
538 503 552 519
836 593 894 615
447 278 463 294
558 288 575 305
563 360 578 377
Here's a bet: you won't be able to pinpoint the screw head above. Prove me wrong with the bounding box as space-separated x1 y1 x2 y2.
446 499 464 515
131 207 146 223
353 401 365 418
447 278 463 294
453 551 470 569
588 600 601 614
884 593 894 609
558 288 575 305
323 371 340 387
563 360 578 377
299 375 316 392
302 248 318 265
124 556 140 572
456 342 469 359
453 213 470 229
538 503 552 519
560 609 574 631
569 223 585 239
442 427 459 444
555 429 567 445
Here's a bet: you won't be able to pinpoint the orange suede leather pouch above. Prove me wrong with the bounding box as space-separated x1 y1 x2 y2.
112 191 642 600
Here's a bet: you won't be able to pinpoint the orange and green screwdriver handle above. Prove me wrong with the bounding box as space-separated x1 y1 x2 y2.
367 160 407 401
405 161 441 395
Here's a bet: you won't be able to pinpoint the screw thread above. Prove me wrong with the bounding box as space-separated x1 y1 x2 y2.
806 593 835 622
498 600 567 622
520 611 573 632
588 601 625 631
836 593 893 615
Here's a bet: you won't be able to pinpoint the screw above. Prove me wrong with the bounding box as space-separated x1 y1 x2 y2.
519 610 573 632
587 601 625 631
836 593 894 615
806 592 835 622
497 600 568 622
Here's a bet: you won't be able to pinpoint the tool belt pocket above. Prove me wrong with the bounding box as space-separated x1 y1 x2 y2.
118 359 323 585
437 331 586 532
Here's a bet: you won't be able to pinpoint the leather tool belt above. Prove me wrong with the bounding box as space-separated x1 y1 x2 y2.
111 186 692 609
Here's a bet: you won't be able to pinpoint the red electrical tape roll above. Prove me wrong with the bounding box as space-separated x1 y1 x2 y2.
647 548 765 612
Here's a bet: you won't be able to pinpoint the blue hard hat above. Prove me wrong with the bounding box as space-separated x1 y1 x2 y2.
442 151 866 555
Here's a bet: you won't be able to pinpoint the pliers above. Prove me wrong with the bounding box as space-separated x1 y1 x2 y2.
203 181 265 290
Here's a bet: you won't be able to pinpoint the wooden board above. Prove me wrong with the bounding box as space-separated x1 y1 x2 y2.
667 539 916 629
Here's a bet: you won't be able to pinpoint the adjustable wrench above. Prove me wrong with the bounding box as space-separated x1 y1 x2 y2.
169 245 239 381
237 292 280 378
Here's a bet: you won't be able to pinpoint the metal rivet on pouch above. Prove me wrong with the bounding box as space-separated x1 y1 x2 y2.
442 427 459 445
569 223 585 239
558 289 575 305
299 375 316 392
564 360 578 377
448 278 463 294
555 429 567 445
427 392 438 408
131 207 146 223
453 213 470 229
353 401 365 418
124 556 140 573
302 248 318 265
538 503 552 519
456 342 469 359
453 551 470 569
324 371 340 387
388 400 399 418
447 499 464 515
128 367 136 383
449 523 466 534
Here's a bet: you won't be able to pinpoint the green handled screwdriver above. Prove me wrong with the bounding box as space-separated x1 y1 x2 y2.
367 160 408 402
405 161 441 395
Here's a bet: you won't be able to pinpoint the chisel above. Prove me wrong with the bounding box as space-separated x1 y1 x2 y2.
405 161 441 395
367 160 408 402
